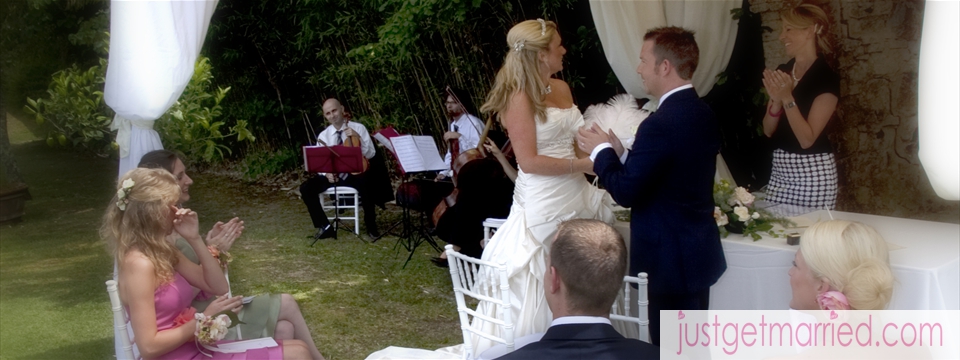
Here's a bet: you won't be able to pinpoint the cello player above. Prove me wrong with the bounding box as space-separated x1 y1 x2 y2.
436 86 485 181
300 98 382 240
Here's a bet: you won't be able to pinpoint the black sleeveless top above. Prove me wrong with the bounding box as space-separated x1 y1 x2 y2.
771 57 840 154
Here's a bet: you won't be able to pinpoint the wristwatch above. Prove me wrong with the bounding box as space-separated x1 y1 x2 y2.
785 101 797 109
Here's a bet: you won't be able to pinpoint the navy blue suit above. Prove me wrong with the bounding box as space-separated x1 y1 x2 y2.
495 323 658 360
593 88 726 344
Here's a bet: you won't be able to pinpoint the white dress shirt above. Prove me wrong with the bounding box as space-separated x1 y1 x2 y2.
315 121 375 175
440 113 484 177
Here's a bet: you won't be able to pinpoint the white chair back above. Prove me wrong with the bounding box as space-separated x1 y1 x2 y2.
445 244 514 360
320 186 360 235
609 272 650 343
480 218 505 248
107 280 137 360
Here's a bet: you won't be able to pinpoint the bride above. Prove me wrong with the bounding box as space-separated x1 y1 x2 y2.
471 18 615 356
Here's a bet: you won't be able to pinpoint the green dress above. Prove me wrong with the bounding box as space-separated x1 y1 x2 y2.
176 238 281 340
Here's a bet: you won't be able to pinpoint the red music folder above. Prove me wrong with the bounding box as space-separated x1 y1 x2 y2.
302 145 365 174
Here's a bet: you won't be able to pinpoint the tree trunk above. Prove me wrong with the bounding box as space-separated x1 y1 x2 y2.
0 91 26 187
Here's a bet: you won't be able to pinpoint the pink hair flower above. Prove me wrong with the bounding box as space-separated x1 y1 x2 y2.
817 291 850 311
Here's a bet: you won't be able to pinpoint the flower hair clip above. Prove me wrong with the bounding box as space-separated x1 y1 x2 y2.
814 24 822 35
116 178 135 211
817 290 850 311
513 39 525 52
537 18 546 36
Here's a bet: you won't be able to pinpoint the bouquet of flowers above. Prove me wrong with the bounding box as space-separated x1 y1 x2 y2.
713 180 793 240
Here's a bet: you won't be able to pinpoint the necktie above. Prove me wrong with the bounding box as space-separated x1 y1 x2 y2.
336 130 344 145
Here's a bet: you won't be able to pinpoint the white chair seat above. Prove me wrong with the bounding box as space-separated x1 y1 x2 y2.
321 186 360 235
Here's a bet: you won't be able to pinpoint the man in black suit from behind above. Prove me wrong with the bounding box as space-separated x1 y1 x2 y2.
496 219 658 360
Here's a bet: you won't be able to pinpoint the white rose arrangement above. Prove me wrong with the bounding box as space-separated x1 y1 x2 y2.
713 180 793 240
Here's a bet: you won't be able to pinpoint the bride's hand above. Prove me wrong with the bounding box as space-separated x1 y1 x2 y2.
576 125 606 154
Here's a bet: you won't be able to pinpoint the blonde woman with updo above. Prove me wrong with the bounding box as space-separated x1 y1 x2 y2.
470 18 615 356
789 220 894 311
103 168 315 360
762 3 840 211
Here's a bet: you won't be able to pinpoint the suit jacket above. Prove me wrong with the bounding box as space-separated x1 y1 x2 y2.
594 88 726 295
495 323 658 360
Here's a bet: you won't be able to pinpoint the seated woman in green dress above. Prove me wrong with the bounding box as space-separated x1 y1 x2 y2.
139 150 323 360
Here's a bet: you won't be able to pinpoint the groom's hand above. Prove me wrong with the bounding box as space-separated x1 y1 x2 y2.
577 125 608 155
607 129 625 159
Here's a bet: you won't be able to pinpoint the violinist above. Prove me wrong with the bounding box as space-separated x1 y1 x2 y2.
436 87 485 181
300 98 380 240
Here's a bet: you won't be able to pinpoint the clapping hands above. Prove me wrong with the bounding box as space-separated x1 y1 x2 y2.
762 69 795 103
206 217 244 252
172 206 201 242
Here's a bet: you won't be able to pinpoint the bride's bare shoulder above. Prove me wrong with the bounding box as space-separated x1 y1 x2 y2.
545 78 574 108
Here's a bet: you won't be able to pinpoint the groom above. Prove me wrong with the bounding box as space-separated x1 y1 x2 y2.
577 26 726 345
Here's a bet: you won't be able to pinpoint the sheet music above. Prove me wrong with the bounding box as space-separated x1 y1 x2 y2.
390 135 447 172
215 337 279 352
373 132 394 155
413 136 446 170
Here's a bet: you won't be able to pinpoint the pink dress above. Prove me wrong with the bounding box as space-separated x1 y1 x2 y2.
151 273 284 360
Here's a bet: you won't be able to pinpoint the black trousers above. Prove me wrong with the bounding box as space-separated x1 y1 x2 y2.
299 173 377 232
648 288 710 346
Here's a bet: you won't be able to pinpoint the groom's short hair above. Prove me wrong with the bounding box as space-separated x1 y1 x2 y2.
551 219 627 315
644 26 699 80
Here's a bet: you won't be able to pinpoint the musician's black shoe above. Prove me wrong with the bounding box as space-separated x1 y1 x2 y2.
430 256 449 268
312 226 336 240
366 229 381 240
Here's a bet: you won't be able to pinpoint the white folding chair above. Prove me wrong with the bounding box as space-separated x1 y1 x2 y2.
320 186 360 235
445 244 514 360
609 272 651 343
480 218 506 248
107 280 137 360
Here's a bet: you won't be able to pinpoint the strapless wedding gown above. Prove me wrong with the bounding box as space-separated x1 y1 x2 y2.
469 106 615 356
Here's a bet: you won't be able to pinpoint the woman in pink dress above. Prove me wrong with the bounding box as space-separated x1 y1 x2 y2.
103 168 317 360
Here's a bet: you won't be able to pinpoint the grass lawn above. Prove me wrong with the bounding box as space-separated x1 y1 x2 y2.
1 119 461 359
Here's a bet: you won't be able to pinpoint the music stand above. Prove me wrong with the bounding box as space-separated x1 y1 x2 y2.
303 144 365 245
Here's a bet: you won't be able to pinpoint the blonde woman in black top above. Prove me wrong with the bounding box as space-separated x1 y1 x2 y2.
762 3 840 210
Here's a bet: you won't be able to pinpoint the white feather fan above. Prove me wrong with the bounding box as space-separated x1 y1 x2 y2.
582 93 651 150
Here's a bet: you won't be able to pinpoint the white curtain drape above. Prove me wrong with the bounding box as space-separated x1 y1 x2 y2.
917 0 959 200
589 0 740 103
104 0 219 178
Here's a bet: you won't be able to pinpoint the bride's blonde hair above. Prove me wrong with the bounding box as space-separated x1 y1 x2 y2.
800 220 894 310
101 168 182 284
481 19 557 123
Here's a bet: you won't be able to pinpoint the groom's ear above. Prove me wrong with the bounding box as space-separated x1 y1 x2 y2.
658 58 672 77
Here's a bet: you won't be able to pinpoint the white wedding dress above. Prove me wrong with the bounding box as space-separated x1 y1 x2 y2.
468 106 616 356
363 107 615 360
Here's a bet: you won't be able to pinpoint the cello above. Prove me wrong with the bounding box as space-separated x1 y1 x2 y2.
430 116 499 225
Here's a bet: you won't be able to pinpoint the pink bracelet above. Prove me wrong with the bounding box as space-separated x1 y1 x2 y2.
768 104 784 118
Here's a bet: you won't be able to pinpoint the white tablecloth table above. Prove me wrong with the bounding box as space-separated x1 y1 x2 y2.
709 210 960 310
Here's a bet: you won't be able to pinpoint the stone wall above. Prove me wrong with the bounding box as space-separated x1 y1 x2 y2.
749 0 958 222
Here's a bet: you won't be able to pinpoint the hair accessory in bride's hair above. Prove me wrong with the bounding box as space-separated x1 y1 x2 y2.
513 39 525 52
537 19 546 36
116 178 135 211
817 290 850 310
814 23 822 35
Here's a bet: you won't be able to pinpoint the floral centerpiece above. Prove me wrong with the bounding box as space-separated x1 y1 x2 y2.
713 180 793 240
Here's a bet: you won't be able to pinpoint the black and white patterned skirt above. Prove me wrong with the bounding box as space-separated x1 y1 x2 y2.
766 149 837 209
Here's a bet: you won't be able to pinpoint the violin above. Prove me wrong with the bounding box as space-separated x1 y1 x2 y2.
342 122 369 175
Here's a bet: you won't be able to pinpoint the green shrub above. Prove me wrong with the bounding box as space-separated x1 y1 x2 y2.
24 55 254 162
240 145 300 181
155 57 255 164
22 59 113 153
